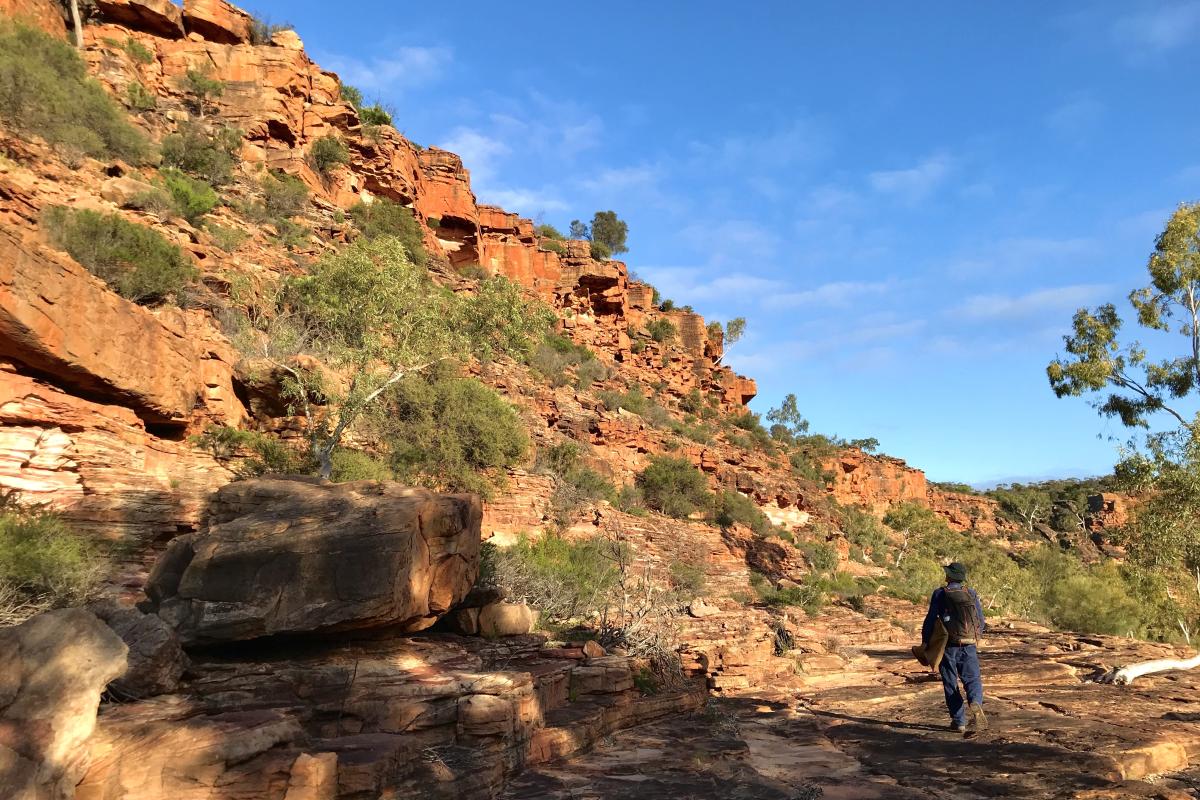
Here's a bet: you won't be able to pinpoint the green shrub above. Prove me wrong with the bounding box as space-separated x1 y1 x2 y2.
208 223 247 252
125 81 157 112
307 134 349 177
0 502 105 619
633 666 660 695
123 37 154 64
455 262 489 281
329 448 393 482
191 425 312 475
359 104 392 126
158 168 218 225
615 484 645 514
541 239 566 255
669 560 707 596
647 318 676 343
590 240 612 260
801 541 838 574
838 505 890 564
181 68 224 116
1045 563 1144 636
249 16 293 45
0 21 148 162
532 333 595 387
161 122 242 186
536 223 565 240
42 206 196 305
340 83 364 108
274 218 308 250
483 534 618 626
259 171 308 218
377 364 528 497
660 299 675 311
750 572 824 615
575 358 608 390
711 490 770 534
348 199 427 266
599 387 650 416
637 456 710 519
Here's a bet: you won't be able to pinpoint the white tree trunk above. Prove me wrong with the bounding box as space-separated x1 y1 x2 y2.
1097 651 1200 685
68 0 83 48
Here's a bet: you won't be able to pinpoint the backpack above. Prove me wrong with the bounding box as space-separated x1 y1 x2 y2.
943 586 982 644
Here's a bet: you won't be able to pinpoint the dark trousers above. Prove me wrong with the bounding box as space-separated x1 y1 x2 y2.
939 644 983 726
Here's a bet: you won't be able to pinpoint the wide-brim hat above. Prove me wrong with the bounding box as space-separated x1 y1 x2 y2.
943 562 967 582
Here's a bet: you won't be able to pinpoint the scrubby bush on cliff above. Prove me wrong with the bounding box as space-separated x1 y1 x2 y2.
180 68 224 117
125 82 157 112
248 15 293 45
374 364 528 497
123 37 154 65
0 499 105 625
42 207 196 305
307 134 350 179
532 333 600 388
191 425 313 476
158 168 220 225
161 122 242 186
0 21 148 163
537 442 618 528
536 223 565 240
246 236 551 480
710 490 771 535
589 240 612 260
540 239 566 255
482 534 617 627
647 318 675 343
637 456 710 519
257 171 308 218
348 198 427 266
329 448 393 482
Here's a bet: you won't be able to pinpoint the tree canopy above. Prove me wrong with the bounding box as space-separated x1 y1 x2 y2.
1048 202 1200 432
260 236 553 478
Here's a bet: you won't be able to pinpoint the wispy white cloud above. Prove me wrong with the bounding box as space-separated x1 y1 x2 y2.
638 267 786 304
952 284 1111 320
868 153 953 203
579 164 661 193
763 280 897 310
678 219 781 265
945 235 1098 279
1046 95 1105 139
481 187 568 214
438 127 509 182
1112 2 1200 53
686 118 832 174
318 46 453 93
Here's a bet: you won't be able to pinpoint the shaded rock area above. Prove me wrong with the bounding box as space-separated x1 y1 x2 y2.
76 633 708 799
146 478 483 644
507 625 1200 800
0 608 127 800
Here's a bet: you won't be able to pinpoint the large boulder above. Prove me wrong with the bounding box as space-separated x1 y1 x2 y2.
92 0 184 38
147 478 482 644
90 602 187 699
0 608 128 800
181 0 253 44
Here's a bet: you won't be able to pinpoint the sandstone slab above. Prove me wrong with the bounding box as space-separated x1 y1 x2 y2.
94 0 184 37
148 478 483 644
0 608 128 800
181 0 252 44
90 601 187 698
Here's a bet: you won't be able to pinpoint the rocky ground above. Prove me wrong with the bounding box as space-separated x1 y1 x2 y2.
508 626 1200 800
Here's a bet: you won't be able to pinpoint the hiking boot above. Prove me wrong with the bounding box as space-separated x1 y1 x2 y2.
964 703 987 737
949 721 967 733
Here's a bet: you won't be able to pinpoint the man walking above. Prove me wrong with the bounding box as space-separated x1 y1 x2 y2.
921 562 987 737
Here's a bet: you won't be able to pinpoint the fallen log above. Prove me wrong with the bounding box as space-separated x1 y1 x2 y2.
1095 651 1200 685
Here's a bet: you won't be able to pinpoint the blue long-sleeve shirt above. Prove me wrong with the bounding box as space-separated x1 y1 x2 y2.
921 582 986 645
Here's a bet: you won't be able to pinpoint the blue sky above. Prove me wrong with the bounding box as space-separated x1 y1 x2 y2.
253 1 1200 485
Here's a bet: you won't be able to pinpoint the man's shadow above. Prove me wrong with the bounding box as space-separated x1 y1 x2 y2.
805 707 951 733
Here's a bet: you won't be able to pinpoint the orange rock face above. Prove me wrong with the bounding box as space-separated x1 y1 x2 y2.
180 0 253 44
0 0 63 35
1086 492 1134 532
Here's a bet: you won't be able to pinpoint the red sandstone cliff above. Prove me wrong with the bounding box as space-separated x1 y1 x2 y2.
0 0 1004 574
